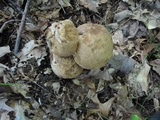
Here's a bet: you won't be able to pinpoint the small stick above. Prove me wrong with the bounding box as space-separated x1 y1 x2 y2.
14 0 30 54
6 0 32 22
0 19 20 33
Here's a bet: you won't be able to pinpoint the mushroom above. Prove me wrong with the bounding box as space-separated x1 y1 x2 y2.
73 23 113 70
50 53 83 79
46 19 79 57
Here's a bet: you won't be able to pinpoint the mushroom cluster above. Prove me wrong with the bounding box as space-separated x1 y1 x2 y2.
46 19 113 79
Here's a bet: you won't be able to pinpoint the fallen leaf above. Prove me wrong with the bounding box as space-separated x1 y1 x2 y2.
114 10 132 22
127 20 139 39
155 0 160 10
147 16 160 29
142 43 157 57
150 59 160 75
0 63 9 76
0 99 13 112
89 94 115 117
16 40 47 66
27 46 47 66
100 0 108 4
136 61 151 94
99 97 115 116
79 0 99 12
21 40 38 56
58 0 72 7
35 0 48 5
117 85 134 109
14 104 26 120
108 55 134 75
11 83 30 97
112 30 125 45
0 111 10 120
89 69 113 81
52 82 60 94
153 98 159 112
132 8 160 29
0 46 11 58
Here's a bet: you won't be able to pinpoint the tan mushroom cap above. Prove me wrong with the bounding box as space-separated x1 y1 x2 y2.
46 19 79 57
74 23 113 70
50 53 83 79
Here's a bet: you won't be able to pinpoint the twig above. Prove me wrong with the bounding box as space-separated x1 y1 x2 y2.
14 0 30 54
6 0 32 23
0 19 20 33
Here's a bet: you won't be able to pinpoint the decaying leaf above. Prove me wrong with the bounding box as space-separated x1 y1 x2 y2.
10 83 30 97
147 15 160 29
34 0 48 5
58 0 72 7
132 7 160 29
108 55 134 75
21 40 38 56
136 61 151 94
142 43 157 57
0 63 9 76
52 82 60 94
112 30 125 45
17 40 47 66
117 85 134 109
153 98 159 112
0 99 13 112
14 104 26 120
114 10 132 22
150 59 160 75
0 111 10 120
79 0 99 12
0 46 11 58
100 0 108 3
89 94 115 117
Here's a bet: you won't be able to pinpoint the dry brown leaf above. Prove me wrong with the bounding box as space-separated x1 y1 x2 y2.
136 61 151 94
135 38 146 51
79 0 99 12
142 43 157 57
16 40 47 65
150 59 160 75
89 94 115 117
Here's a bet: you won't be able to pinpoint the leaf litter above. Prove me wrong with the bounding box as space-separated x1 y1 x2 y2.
0 0 160 120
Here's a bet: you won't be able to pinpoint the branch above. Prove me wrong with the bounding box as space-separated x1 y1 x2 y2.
0 19 20 33
14 0 30 54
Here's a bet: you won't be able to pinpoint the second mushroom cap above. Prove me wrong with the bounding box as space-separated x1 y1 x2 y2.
73 23 113 70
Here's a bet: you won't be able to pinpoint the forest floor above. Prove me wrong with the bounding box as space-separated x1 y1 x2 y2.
0 0 160 120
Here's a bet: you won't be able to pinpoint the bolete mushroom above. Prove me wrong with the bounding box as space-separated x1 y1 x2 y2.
50 53 83 79
73 23 113 70
46 19 79 57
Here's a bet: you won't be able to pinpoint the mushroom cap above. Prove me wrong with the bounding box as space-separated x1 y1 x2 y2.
50 53 83 79
73 23 113 70
46 19 79 57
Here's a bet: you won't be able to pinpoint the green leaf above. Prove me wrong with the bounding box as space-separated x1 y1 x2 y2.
130 114 141 120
